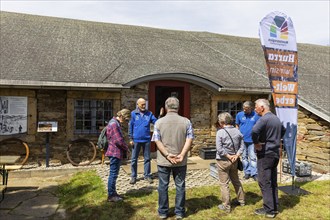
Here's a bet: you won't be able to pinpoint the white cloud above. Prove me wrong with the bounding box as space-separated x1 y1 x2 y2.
1 0 329 45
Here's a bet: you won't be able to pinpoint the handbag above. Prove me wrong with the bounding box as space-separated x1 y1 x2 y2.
223 128 243 171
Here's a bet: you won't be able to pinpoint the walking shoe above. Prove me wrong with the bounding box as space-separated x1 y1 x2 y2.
159 215 167 219
145 177 154 184
252 175 258 181
232 200 245 206
218 204 231 213
243 174 250 179
176 215 183 219
108 195 123 202
129 177 136 184
255 208 276 218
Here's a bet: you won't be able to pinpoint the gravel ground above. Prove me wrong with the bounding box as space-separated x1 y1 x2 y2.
18 159 330 195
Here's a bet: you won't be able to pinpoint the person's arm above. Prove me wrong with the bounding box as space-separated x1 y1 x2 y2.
176 122 194 163
235 113 240 129
150 112 158 124
252 119 263 151
237 132 244 156
128 112 134 145
109 122 128 151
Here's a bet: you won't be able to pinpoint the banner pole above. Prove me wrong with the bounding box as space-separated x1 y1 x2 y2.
279 141 282 183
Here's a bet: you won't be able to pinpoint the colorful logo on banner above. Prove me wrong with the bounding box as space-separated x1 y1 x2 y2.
259 11 298 177
270 16 289 40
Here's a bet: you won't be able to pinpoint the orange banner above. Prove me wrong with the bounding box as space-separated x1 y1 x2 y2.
267 64 294 78
272 94 296 107
271 81 298 94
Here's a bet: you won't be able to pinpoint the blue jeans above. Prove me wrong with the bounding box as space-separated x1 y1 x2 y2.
108 156 121 196
242 142 257 176
131 142 151 178
157 165 187 217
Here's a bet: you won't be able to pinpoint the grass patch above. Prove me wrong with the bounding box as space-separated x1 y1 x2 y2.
58 170 330 219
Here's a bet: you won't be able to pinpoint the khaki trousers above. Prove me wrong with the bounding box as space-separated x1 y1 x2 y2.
217 160 245 209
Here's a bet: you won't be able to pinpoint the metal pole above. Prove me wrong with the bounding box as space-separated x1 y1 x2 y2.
46 132 49 167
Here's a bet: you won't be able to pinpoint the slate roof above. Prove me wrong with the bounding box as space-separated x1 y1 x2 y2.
1 11 329 121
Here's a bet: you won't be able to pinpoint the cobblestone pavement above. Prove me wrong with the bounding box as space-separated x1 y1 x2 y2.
95 166 221 195
15 158 330 196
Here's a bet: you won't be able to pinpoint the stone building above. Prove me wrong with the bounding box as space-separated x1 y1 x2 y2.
0 12 329 172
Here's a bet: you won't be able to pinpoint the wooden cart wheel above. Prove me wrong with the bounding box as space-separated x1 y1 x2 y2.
66 139 96 166
0 138 29 165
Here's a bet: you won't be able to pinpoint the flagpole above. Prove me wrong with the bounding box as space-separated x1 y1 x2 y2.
279 141 282 183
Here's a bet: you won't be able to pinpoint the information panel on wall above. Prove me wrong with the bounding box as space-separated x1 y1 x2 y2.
0 96 28 135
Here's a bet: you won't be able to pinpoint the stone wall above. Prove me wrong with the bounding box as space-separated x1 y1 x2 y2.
189 85 213 153
296 108 330 173
1 87 329 173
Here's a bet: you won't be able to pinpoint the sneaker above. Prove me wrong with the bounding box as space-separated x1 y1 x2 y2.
159 215 167 219
145 177 154 184
243 174 250 179
252 175 258 181
232 200 245 206
218 204 231 213
255 208 276 218
176 215 183 219
108 196 123 202
129 177 136 184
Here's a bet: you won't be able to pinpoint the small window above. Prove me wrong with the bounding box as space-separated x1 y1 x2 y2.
217 101 243 124
74 99 113 134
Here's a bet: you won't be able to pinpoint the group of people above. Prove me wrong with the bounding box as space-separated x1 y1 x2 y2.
103 97 285 219
216 99 285 218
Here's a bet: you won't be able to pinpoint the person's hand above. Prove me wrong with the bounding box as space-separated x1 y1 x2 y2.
159 107 165 118
175 154 184 163
129 141 134 147
255 143 262 151
231 154 239 162
166 153 178 164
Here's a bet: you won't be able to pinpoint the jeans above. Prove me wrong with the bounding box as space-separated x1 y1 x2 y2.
257 154 279 213
242 142 258 176
157 165 187 217
108 156 121 196
131 142 151 178
216 160 245 209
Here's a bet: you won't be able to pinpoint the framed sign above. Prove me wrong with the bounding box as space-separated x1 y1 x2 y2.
37 121 58 132
0 96 28 135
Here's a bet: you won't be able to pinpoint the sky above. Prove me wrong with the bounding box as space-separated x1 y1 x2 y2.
1 0 329 46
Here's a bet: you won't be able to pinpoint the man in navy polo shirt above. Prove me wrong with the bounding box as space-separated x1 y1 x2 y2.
236 101 260 180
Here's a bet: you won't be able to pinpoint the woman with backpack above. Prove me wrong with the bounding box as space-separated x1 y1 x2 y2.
104 108 131 202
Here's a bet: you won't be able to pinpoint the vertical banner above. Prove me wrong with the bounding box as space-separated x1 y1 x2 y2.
259 11 298 176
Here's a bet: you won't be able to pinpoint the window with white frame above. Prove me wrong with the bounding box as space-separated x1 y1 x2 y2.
217 101 243 124
74 99 113 134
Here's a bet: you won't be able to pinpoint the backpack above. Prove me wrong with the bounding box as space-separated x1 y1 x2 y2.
97 126 108 151
97 118 117 151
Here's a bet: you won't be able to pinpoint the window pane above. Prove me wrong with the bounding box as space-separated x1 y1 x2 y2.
217 101 243 125
74 99 113 134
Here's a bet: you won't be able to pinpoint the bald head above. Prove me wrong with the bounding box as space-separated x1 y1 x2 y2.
137 98 147 112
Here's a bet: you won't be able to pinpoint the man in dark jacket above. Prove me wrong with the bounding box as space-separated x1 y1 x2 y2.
252 99 286 218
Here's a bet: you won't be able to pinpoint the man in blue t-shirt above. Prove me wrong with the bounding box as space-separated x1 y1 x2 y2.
236 101 260 180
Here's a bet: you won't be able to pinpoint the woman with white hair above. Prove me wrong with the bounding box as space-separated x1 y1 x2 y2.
216 112 245 213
